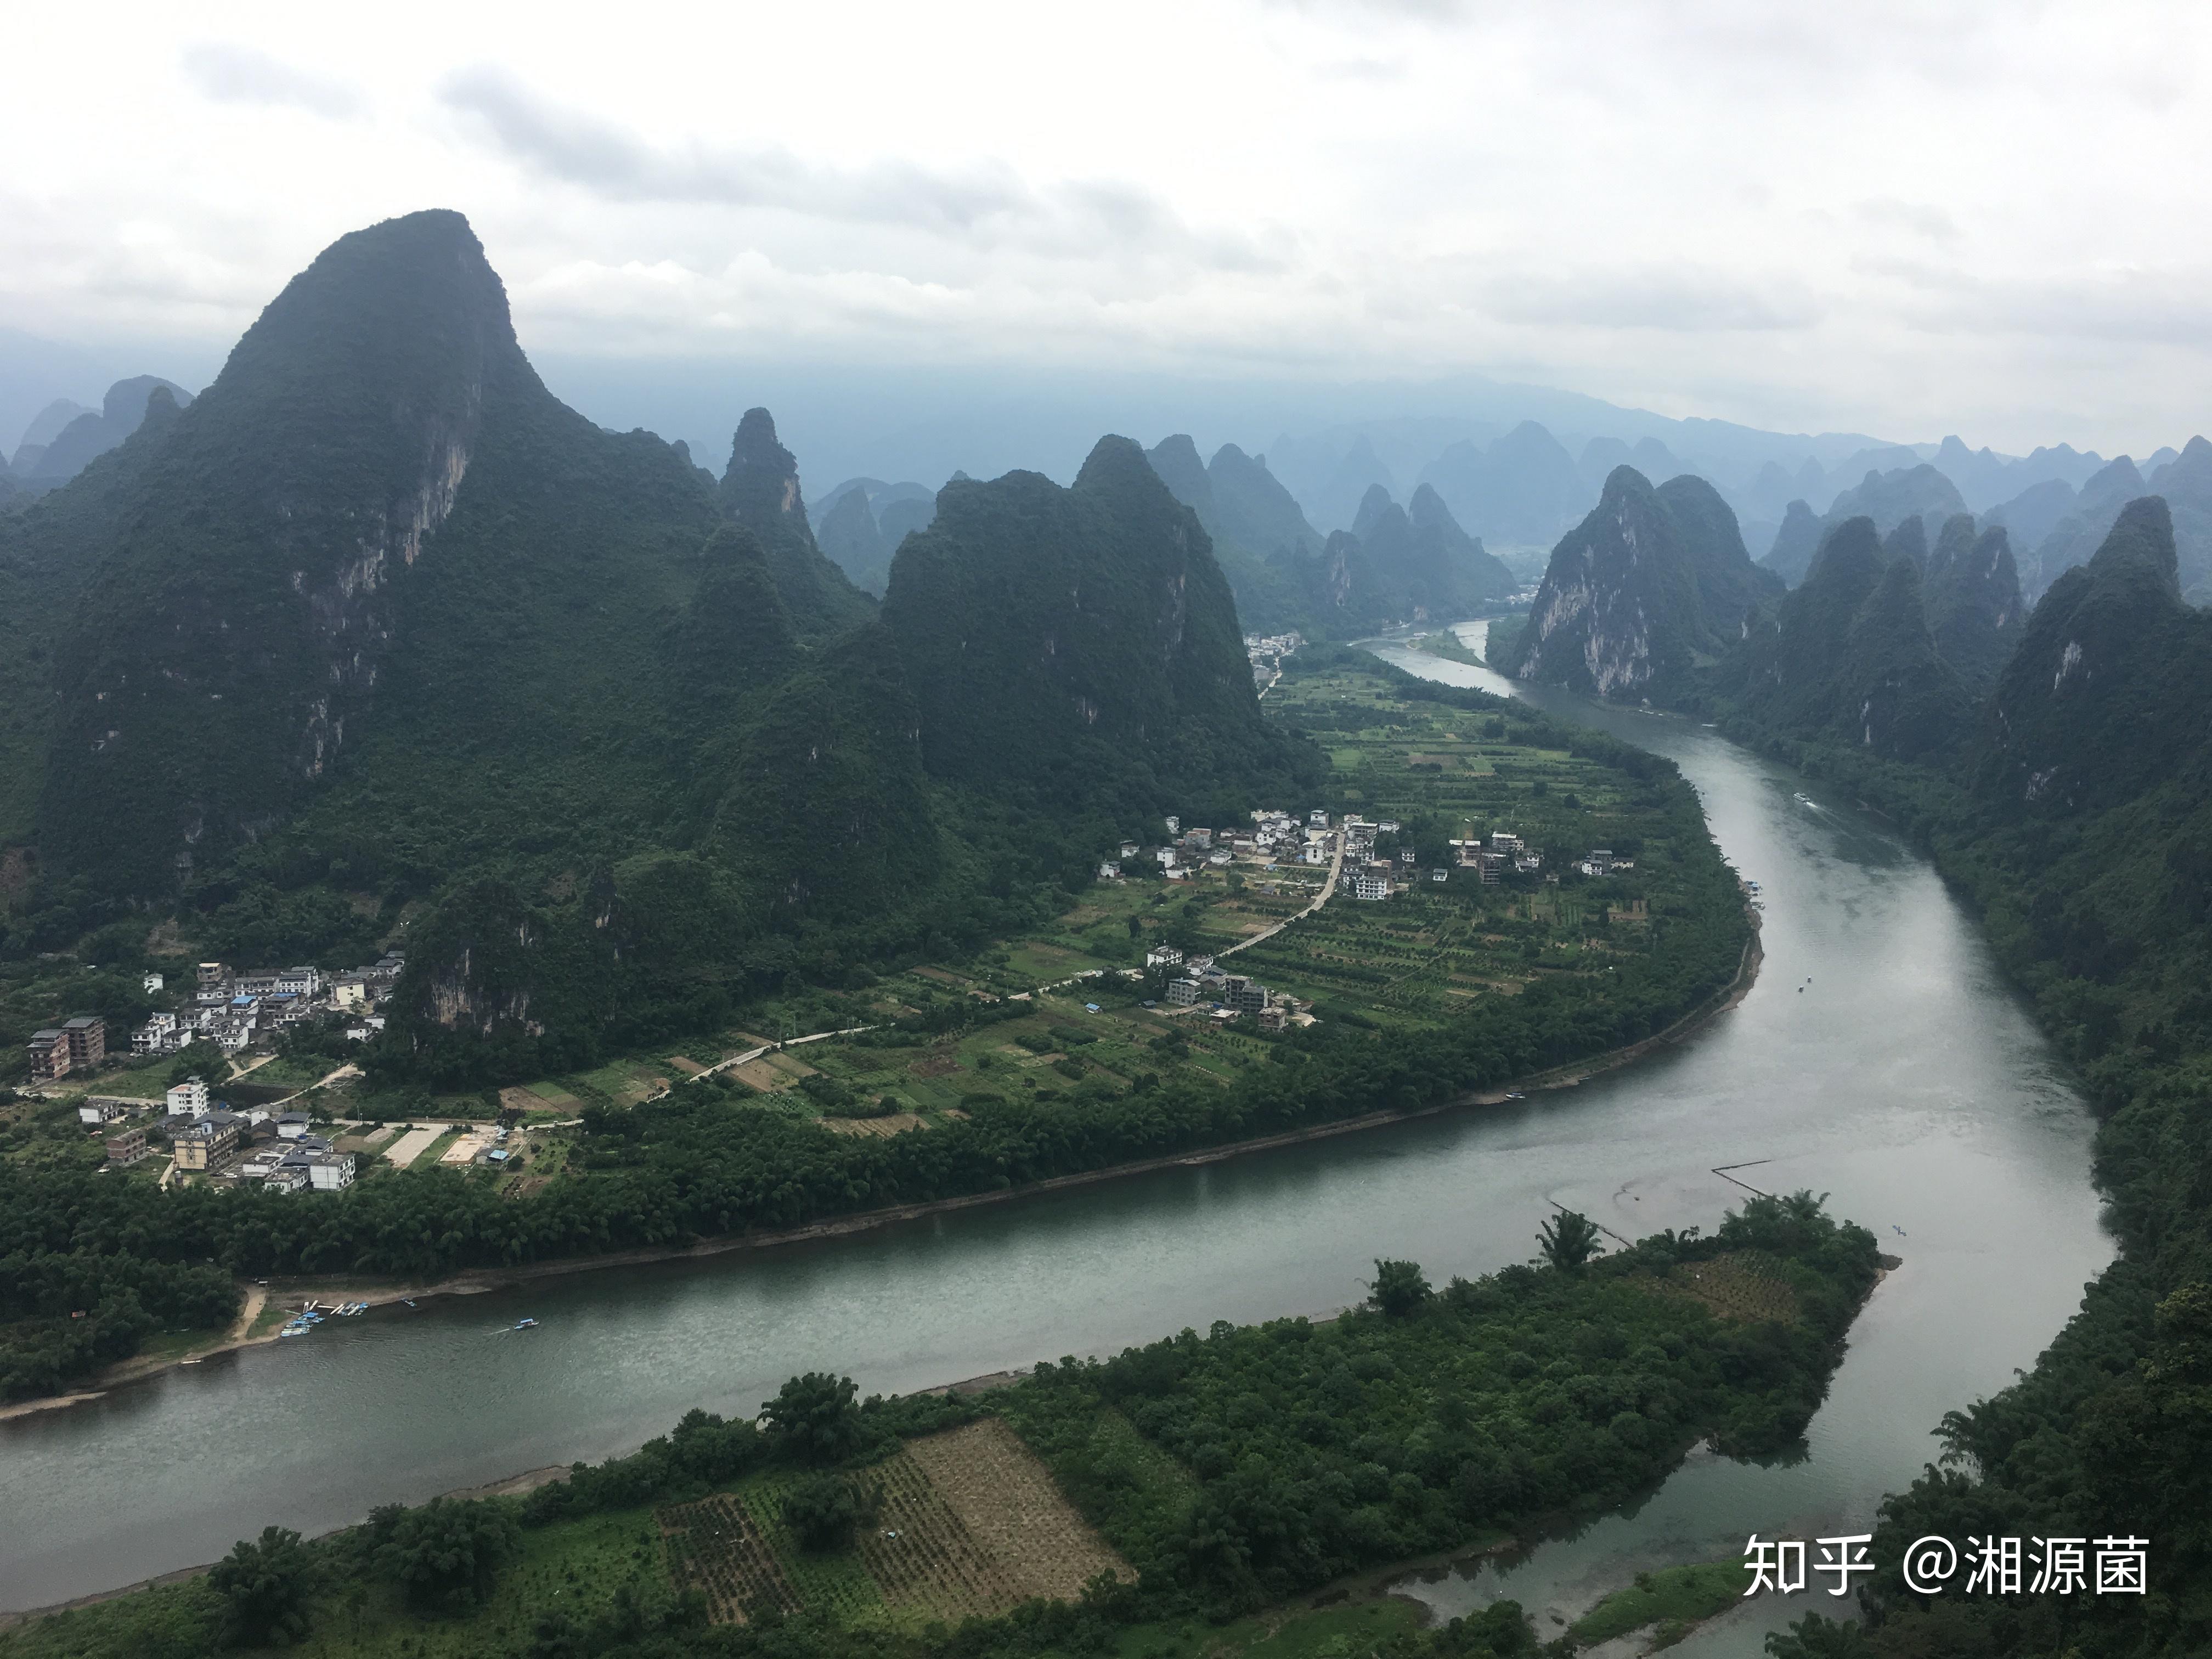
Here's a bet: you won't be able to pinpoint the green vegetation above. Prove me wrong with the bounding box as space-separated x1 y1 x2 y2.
1565 1559 1742 1647
0 212 1304 1097
0 1197 1874 1659
0 650 1751 1402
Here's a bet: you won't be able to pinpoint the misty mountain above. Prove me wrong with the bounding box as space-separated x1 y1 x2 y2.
9 397 92 476
16 377 194 484
1418 420 1588 549
1207 443 1321 561
1983 477 2076 562
1143 434 1324 635
1824 464 1968 539
1762 501 1824 585
2146 436 2212 603
1515 467 1780 702
875 491 937 551
815 485 892 595
1760 464 1969 588
1313 434 1396 534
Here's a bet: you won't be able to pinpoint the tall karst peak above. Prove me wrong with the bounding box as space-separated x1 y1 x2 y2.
715 405 874 635
1352 482 1397 540
2086 495 2181 597
1144 433 1212 511
1515 466 1776 702
721 405 805 524
29 208 718 895
882 431 1314 821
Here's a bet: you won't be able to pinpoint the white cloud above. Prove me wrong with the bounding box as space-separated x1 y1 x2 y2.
1 0 2208 455
180 41 362 119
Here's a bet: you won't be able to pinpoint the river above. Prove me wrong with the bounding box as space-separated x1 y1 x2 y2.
1 621 2112 1654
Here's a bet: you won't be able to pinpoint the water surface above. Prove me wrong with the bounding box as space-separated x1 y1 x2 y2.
1 623 2111 1657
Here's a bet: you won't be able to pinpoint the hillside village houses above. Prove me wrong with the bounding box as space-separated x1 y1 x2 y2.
20 953 405 1187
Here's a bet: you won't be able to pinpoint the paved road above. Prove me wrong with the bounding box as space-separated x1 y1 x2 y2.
1220 832 1345 960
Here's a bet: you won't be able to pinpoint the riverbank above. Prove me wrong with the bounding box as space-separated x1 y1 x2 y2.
4 917 1763 1425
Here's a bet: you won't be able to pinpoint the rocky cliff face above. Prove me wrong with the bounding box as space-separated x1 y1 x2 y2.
1516 467 1778 702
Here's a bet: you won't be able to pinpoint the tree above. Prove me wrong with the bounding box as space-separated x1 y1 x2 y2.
377 1497 521 1611
1538 1210 1602 1273
1368 1258 1432 1317
210 1526 313 1647
780 1472 874 1552
761 1372 867 1466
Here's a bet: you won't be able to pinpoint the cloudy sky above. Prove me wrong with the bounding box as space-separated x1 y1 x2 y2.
7 0 2209 456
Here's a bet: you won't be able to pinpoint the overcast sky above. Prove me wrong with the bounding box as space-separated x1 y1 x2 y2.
7 0 2209 455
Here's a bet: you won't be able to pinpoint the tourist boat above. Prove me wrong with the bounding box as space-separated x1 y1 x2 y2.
513 1317 538 1330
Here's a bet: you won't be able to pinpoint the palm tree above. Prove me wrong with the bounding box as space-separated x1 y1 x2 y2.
1537 1209 1602 1273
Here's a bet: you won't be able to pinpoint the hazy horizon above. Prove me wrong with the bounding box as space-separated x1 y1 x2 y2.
9 1 2212 472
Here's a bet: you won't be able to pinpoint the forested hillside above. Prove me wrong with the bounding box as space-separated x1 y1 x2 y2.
0 211 1313 1086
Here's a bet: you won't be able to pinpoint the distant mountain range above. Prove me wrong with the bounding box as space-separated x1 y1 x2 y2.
7 377 194 486
1137 435 1515 637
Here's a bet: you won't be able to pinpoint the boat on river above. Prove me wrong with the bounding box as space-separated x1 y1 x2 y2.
512 1318 538 1330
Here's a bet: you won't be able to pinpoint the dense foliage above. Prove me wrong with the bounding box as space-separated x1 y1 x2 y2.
1005 1194 1875 1613
0 1198 1876 1659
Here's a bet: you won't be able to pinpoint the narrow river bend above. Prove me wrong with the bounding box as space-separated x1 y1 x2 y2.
2 624 2112 1654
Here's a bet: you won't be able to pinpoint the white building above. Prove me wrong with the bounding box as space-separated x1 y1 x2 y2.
307 1152 356 1192
1352 872 1392 901
166 1077 210 1116
1146 945 1186 969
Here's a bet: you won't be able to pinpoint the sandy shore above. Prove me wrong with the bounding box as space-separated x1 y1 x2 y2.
7 918 1762 1421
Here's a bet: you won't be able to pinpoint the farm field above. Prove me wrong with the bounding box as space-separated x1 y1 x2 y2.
657 1419 1128 1629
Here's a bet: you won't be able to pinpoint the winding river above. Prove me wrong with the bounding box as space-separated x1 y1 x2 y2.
2 623 2112 1655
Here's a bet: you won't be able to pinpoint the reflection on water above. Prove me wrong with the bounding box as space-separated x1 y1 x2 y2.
1 623 2112 1656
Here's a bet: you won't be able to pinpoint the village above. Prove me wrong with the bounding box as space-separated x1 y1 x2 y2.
20 949 414 1193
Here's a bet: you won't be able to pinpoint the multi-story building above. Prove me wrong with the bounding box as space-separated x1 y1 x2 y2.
61 1015 104 1070
1166 978 1202 1007
307 1152 357 1192
105 1127 150 1166
166 1077 210 1116
26 1029 70 1081
173 1115 242 1171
